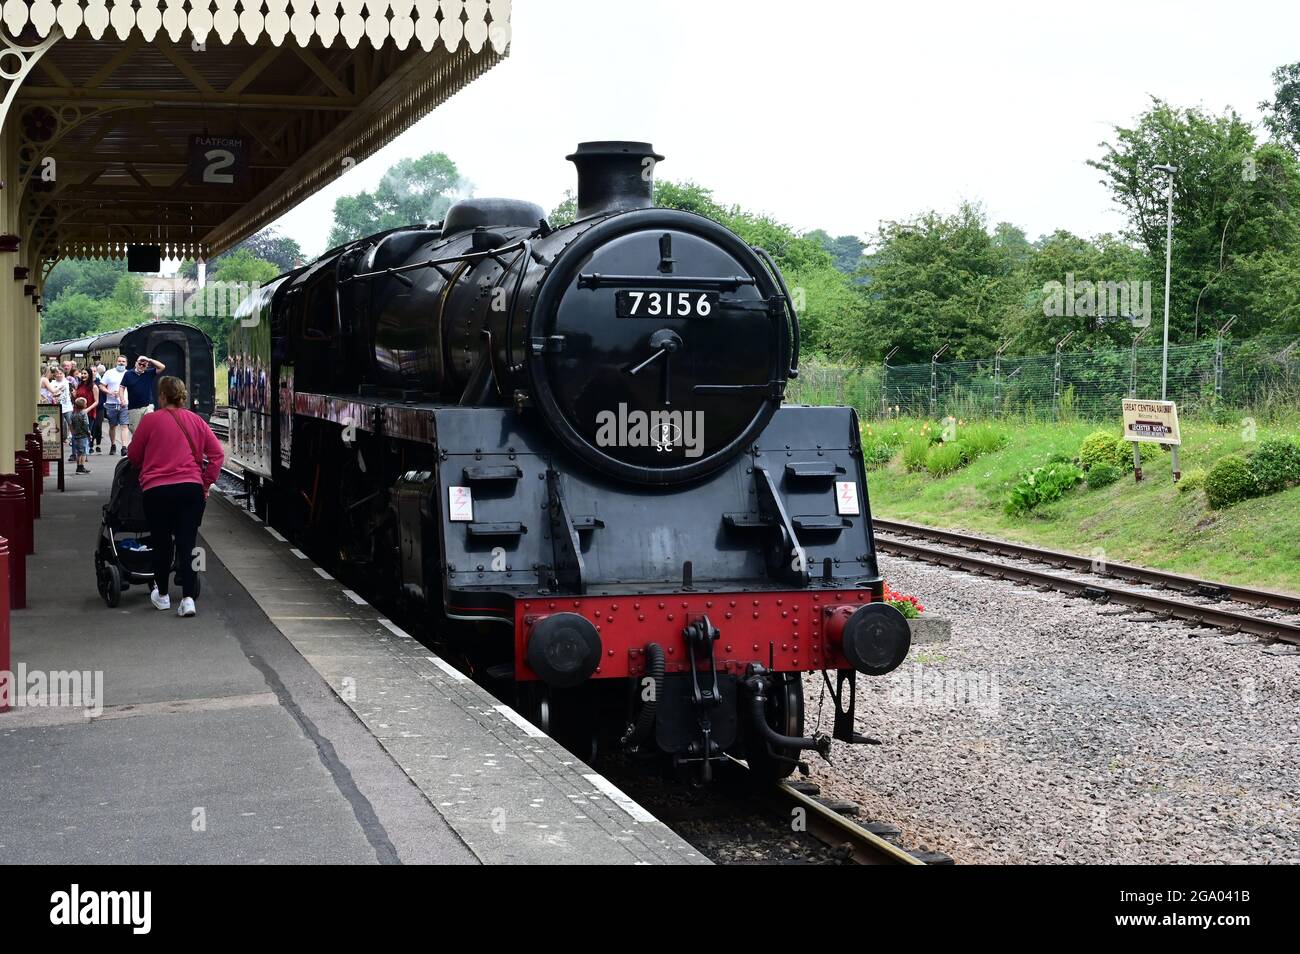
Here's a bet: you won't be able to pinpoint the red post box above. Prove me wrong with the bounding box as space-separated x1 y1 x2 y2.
0 534 9 712
0 482 27 610
24 436 42 518
12 455 34 555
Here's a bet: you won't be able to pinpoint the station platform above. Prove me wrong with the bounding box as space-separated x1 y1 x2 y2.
0 459 704 865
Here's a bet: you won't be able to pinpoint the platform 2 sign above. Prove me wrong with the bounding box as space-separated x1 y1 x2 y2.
1122 398 1181 445
187 135 248 187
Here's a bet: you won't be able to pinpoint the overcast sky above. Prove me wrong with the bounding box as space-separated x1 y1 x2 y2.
270 0 1299 258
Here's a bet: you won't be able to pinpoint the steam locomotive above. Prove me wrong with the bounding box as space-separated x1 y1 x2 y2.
228 142 910 781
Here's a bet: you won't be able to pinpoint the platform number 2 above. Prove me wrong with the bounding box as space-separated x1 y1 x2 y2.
203 148 236 184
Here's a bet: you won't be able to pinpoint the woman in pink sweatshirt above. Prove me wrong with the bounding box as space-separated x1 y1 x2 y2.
125 376 225 617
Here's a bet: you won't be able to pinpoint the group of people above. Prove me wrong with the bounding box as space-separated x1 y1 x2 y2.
39 354 223 618
39 355 166 473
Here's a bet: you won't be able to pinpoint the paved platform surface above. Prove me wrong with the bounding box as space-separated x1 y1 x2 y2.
0 458 703 864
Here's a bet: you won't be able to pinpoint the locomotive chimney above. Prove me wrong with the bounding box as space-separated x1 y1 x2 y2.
567 141 664 219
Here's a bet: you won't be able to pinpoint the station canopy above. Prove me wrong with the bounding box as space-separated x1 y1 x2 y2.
1 0 511 268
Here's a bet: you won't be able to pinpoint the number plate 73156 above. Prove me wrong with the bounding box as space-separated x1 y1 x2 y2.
616 289 718 318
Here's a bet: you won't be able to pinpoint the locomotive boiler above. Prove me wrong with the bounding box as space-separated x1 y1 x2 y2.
228 142 910 781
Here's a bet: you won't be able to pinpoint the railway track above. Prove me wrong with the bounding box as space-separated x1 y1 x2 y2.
773 775 936 864
873 518 1300 646
209 407 228 441
621 757 946 865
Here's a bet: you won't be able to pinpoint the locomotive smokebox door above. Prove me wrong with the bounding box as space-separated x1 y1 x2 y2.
524 151 795 485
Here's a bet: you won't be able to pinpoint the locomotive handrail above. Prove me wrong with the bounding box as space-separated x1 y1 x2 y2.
338 239 530 285
576 273 756 290
752 246 801 379
502 239 533 379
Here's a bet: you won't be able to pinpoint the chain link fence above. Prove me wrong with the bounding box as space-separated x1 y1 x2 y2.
785 335 1300 421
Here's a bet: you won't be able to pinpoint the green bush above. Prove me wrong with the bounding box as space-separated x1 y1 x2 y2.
862 439 894 470
1086 462 1121 489
925 441 969 477
1204 455 1258 509
1248 439 1300 495
1116 440 1157 471
876 427 908 449
1005 461 1085 515
1178 468 1206 494
959 423 1008 458
1046 451 1074 464
901 437 931 472
1079 431 1121 470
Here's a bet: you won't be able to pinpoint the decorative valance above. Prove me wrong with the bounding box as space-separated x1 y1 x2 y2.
0 0 511 51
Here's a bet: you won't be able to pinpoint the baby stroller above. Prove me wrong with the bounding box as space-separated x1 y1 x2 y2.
95 457 200 607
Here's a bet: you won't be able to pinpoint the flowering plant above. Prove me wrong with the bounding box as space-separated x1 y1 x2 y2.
882 583 924 618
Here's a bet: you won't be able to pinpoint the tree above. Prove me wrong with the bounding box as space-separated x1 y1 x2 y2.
855 203 1011 363
212 247 279 286
178 248 280 361
548 189 577 227
41 292 101 341
1089 99 1300 341
183 226 303 278
1003 230 1153 354
237 228 303 271
650 179 867 358
327 152 466 247
991 222 1033 269
42 257 128 306
1262 62 1300 155
805 229 867 275
39 274 151 342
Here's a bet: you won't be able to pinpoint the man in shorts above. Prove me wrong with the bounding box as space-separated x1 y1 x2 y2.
99 355 130 454
122 354 166 437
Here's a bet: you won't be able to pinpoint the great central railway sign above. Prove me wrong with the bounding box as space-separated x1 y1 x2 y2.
1122 399 1181 445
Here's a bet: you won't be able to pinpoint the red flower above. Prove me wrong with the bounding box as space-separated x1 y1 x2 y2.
881 582 925 614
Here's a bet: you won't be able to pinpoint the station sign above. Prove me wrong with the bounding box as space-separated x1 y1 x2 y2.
1122 399 1181 445
187 135 249 187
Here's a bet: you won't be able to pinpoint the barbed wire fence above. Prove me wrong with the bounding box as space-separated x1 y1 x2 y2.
785 335 1300 421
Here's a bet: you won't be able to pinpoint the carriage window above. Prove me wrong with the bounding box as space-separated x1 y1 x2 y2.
303 277 337 341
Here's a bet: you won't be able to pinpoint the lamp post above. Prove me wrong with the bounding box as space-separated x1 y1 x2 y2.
1053 331 1075 420
994 333 1020 416
881 346 899 418
1153 163 1177 401
1153 163 1179 481
930 344 949 419
1214 316 1237 402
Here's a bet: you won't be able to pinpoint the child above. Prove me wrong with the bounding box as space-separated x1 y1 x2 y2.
71 394 97 474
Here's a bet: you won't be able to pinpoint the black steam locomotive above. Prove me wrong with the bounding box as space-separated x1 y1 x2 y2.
228 142 910 780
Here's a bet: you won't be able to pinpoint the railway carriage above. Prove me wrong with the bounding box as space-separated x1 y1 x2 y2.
228 143 910 780
41 320 216 420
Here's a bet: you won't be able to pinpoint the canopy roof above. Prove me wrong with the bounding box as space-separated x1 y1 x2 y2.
5 0 510 264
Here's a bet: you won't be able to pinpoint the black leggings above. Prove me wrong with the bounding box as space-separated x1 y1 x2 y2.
142 482 206 599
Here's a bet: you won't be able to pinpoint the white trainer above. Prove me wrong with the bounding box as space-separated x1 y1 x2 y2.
150 588 171 611
178 597 196 618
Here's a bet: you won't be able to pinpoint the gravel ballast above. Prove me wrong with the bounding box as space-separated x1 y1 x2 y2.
801 556 1300 864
